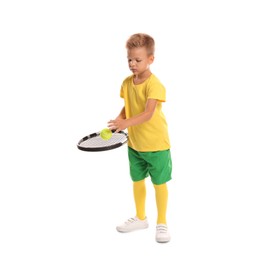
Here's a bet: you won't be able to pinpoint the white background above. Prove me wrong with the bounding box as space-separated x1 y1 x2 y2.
1 0 264 259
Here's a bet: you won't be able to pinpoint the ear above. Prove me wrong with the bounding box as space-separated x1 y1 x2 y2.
148 55 155 64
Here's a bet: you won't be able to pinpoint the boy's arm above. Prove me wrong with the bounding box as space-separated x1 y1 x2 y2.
108 99 157 132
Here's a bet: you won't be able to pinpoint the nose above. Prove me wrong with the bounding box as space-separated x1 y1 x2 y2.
129 60 136 66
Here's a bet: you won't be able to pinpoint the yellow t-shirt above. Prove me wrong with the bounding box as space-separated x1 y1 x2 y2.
120 74 171 152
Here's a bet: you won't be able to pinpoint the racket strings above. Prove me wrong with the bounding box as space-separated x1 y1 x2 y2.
80 133 127 148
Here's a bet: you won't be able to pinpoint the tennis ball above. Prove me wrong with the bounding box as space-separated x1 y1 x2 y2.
100 128 112 140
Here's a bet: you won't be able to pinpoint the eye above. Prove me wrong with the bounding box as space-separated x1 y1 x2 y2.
136 59 142 63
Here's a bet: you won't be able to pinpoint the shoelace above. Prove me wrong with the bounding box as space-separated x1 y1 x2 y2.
125 217 137 225
156 225 168 233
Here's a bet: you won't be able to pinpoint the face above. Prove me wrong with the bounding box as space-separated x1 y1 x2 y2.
127 47 154 77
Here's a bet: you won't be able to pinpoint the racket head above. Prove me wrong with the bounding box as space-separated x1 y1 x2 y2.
77 130 128 152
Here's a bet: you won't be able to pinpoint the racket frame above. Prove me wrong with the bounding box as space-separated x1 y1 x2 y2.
77 130 128 152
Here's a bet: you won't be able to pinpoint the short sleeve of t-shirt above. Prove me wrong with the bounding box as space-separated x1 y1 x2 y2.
120 85 124 98
146 76 166 102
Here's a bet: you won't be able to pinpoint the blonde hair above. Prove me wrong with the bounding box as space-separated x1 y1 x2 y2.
126 33 155 56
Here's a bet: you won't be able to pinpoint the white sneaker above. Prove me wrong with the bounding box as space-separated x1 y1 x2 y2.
116 217 149 232
156 224 170 243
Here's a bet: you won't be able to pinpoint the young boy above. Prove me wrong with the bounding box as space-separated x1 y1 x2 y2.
108 33 172 243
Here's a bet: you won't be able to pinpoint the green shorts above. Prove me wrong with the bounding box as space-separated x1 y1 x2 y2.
128 147 172 185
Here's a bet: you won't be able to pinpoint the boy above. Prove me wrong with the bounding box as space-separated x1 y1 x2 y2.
108 33 172 243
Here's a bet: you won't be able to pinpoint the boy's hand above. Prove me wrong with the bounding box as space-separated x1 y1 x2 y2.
108 119 128 133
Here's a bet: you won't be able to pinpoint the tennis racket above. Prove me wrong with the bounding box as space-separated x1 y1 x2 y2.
77 130 128 152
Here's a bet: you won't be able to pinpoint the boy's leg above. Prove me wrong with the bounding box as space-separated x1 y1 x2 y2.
116 179 148 232
154 183 170 242
116 147 149 233
153 183 168 224
133 179 146 220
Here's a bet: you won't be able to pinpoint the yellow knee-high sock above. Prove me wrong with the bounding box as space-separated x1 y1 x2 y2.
133 180 146 220
154 183 168 224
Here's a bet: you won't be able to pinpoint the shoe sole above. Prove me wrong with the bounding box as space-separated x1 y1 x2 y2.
156 238 170 243
116 225 149 233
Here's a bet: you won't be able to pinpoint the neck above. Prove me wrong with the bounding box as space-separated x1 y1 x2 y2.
134 70 152 81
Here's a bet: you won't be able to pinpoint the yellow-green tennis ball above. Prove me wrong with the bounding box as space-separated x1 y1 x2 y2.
100 128 112 140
